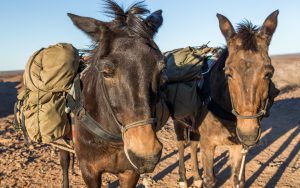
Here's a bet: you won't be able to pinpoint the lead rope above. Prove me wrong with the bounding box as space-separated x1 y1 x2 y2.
237 147 248 188
123 141 139 169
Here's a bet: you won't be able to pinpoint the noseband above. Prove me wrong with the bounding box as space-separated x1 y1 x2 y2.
230 96 268 147
230 97 269 119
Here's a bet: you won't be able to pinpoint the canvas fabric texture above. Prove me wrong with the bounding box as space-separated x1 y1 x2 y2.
164 46 213 119
17 43 79 143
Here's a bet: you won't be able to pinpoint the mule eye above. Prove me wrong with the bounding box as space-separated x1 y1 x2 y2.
264 72 273 79
223 67 233 79
100 60 115 78
225 73 232 79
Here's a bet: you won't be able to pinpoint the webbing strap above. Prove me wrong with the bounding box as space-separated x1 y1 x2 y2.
81 113 122 141
67 76 122 142
68 72 158 170
67 96 122 141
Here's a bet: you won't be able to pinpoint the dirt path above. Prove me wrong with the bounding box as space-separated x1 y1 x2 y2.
0 72 299 187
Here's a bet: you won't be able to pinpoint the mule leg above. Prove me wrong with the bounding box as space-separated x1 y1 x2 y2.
190 141 202 187
79 162 102 188
177 140 188 188
141 174 153 188
200 142 216 188
59 149 70 188
118 170 139 188
229 145 245 188
70 153 76 175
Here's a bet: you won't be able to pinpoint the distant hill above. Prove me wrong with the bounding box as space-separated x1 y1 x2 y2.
0 70 23 83
1 53 299 91
272 53 300 59
0 70 23 76
271 53 300 91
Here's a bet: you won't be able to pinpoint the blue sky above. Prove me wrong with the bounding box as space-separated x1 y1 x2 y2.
1 1 299 71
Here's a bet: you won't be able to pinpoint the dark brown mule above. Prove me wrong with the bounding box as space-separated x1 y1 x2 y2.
175 10 279 188
59 1 165 187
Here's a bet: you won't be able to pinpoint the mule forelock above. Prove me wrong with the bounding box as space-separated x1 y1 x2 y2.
103 0 154 39
236 21 259 51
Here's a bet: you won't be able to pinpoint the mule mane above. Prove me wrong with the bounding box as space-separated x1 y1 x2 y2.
89 0 157 62
104 0 154 39
236 21 259 51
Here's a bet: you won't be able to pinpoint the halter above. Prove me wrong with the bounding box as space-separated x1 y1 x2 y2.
99 69 157 137
230 97 269 119
68 64 158 170
98 67 157 170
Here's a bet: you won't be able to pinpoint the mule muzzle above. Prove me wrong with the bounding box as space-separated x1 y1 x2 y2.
236 127 261 147
127 149 162 174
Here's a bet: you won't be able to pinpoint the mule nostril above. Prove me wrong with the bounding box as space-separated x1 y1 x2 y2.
127 149 161 173
236 127 261 146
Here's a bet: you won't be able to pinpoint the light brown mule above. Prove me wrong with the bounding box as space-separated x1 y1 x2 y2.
175 10 279 188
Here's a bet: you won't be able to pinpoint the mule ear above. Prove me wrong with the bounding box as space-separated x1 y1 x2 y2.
217 13 236 42
68 13 107 41
145 10 163 36
259 10 279 45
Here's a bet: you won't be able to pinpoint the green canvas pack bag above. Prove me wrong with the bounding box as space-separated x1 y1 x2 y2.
164 46 213 119
16 43 79 143
165 46 212 82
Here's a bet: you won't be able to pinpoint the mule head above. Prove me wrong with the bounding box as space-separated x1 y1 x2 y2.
217 10 279 147
68 0 164 173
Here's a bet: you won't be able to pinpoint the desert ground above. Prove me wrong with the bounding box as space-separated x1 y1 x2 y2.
0 54 299 187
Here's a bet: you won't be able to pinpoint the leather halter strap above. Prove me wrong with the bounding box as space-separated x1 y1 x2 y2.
67 75 122 141
68 69 157 142
98 67 157 138
230 97 269 120
229 96 267 147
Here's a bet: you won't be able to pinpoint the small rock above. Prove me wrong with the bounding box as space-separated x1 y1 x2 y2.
28 145 34 150
16 163 23 169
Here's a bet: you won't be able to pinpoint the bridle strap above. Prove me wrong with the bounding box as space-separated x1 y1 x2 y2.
98 67 157 170
230 95 266 147
230 97 269 120
67 75 122 141
121 118 157 133
99 70 156 135
231 109 265 119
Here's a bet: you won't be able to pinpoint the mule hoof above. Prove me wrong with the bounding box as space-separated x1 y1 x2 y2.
234 182 245 188
179 181 188 188
203 179 215 188
72 171 77 176
193 179 203 187
142 176 152 188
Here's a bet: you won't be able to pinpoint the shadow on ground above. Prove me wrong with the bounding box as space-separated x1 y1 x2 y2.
108 97 300 187
0 81 19 118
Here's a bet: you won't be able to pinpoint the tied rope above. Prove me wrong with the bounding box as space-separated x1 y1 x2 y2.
237 147 249 188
